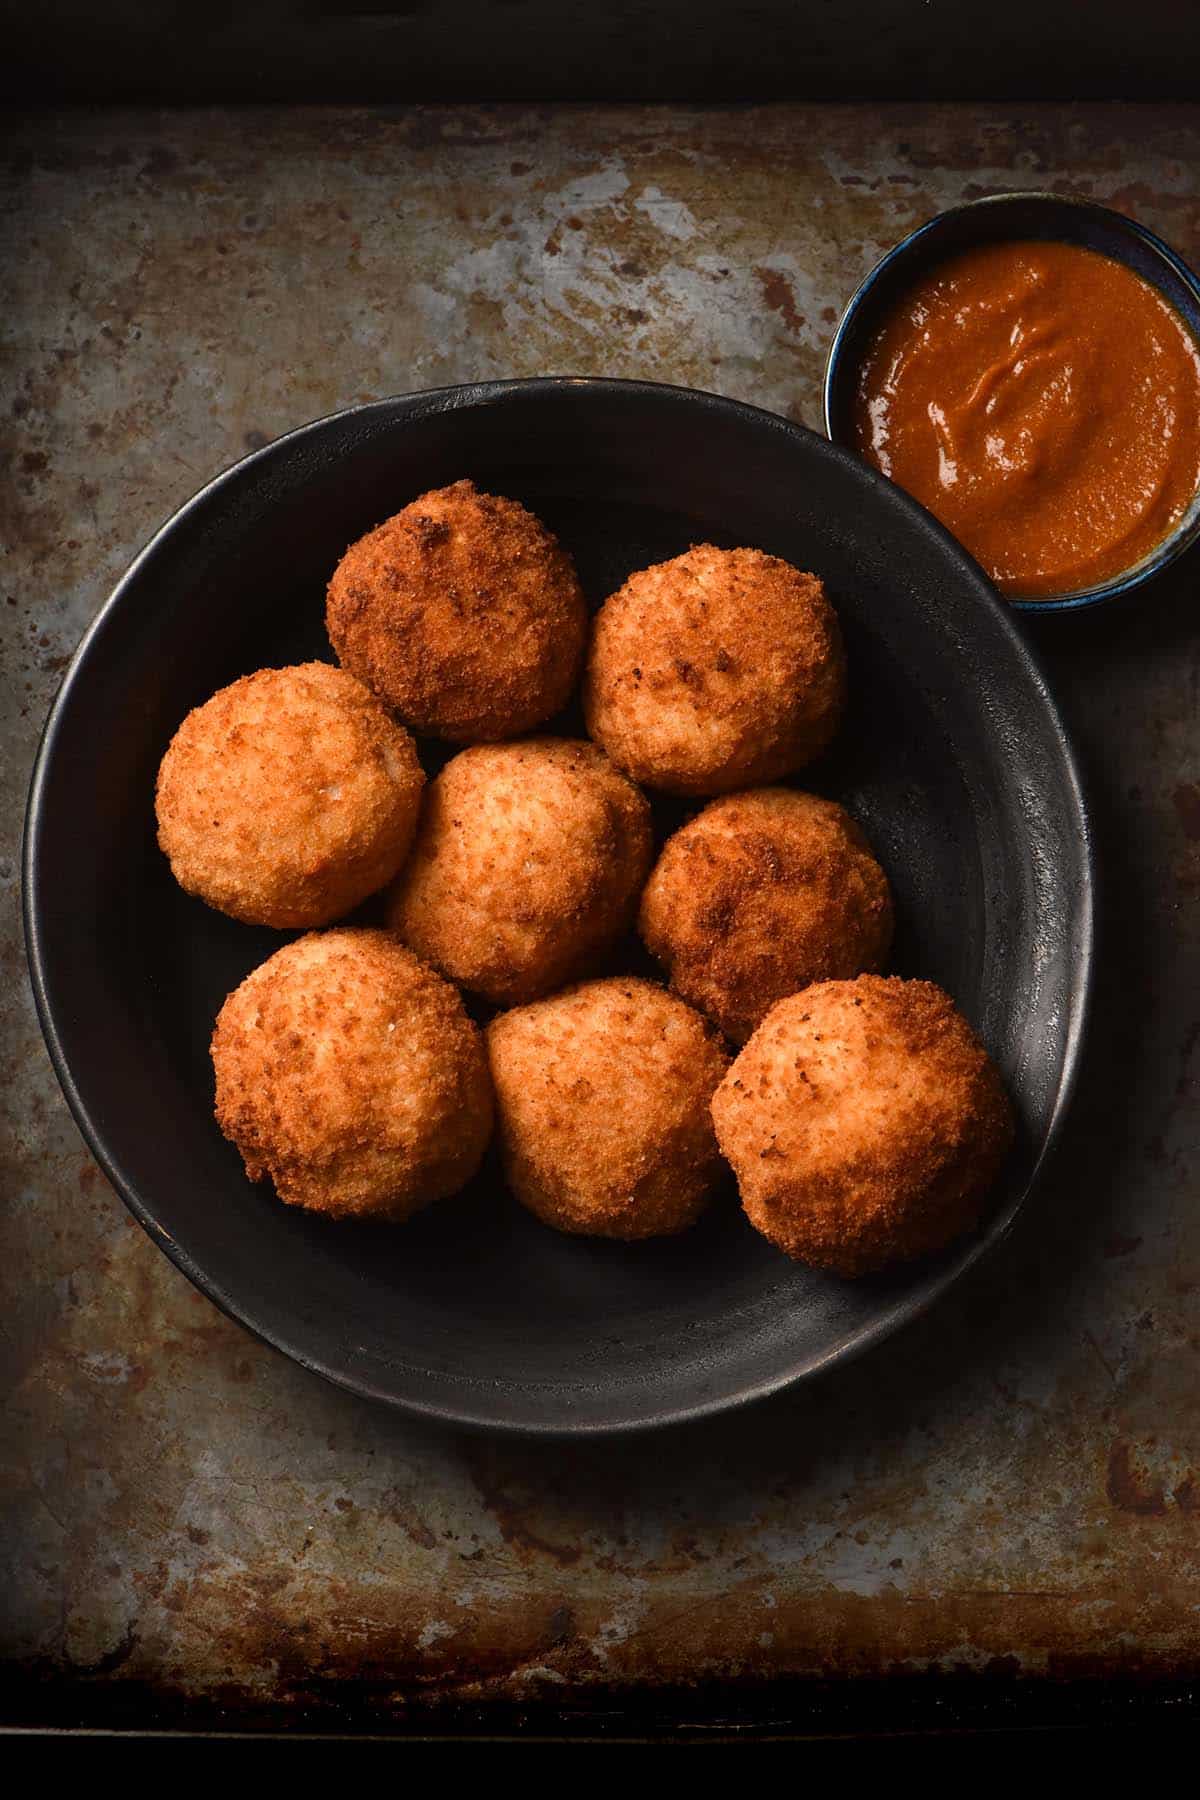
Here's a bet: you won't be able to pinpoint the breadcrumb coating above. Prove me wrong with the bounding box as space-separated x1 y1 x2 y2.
583 544 846 795
212 928 493 1219
386 738 653 1005
155 662 424 928
326 479 587 741
487 977 730 1239
639 788 893 1041
712 976 1014 1275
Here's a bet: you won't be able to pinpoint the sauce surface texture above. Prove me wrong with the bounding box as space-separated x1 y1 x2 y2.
853 238 1200 598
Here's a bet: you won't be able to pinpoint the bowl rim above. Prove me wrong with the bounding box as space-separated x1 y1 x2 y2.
23 374 1097 1435
822 190 1200 614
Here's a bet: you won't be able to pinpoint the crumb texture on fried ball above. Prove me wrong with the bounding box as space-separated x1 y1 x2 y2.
326 479 587 741
212 928 493 1220
583 544 846 795
487 977 730 1239
640 788 893 1042
712 976 1014 1275
386 738 653 1005
156 662 424 928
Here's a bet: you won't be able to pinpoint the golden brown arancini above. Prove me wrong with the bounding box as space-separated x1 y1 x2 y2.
326 479 587 741
487 977 730 1239
155 662 424 928
211 928 493 1220
639 788 893 1042
583 545 846 795
711 976 1014 1275
385 739 653 1006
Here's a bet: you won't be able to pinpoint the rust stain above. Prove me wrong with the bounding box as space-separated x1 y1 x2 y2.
1176 1475 1199 1514
753 264 805 334
1173 782 1200 839
44 1566 1200 1708
1105 1439 1198 1519
1103 1233 1143 1258
462 1447 585 1568
1107 1439 1169 1515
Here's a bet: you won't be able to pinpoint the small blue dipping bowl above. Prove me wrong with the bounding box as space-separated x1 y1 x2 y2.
823 192 1200 612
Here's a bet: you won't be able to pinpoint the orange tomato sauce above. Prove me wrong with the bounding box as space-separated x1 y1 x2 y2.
853 239 1200 598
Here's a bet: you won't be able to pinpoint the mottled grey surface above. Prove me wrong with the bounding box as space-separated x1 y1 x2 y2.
2 105 1198 1722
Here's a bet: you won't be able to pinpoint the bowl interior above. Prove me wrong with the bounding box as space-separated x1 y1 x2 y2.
824 195 1200 609
25 381 1092 1433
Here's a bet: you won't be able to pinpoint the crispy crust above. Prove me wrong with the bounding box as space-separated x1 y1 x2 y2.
711 975 1014 1275
639 788 893 1042
326 479 587 741
155 662 424 928
583 544 846 795
211 928 493 1219
385 738 653 1005
487 977 730 1240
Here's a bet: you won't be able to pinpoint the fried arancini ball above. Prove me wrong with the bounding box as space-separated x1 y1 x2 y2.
212 928 493 1220
583 545 846 795
385 739 653 1006
711 976 1014 1275
156 662 424 928
326 479 587 741
487 978 730 1239
639 788 893 1042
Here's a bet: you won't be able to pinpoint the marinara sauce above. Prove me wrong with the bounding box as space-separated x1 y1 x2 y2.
853 239 1200 598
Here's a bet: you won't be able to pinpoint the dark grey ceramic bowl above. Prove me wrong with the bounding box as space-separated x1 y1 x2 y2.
823 192 1200 613
25 378 1094 1435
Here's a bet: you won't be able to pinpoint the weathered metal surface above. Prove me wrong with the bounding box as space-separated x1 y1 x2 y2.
2 104 1198 1725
